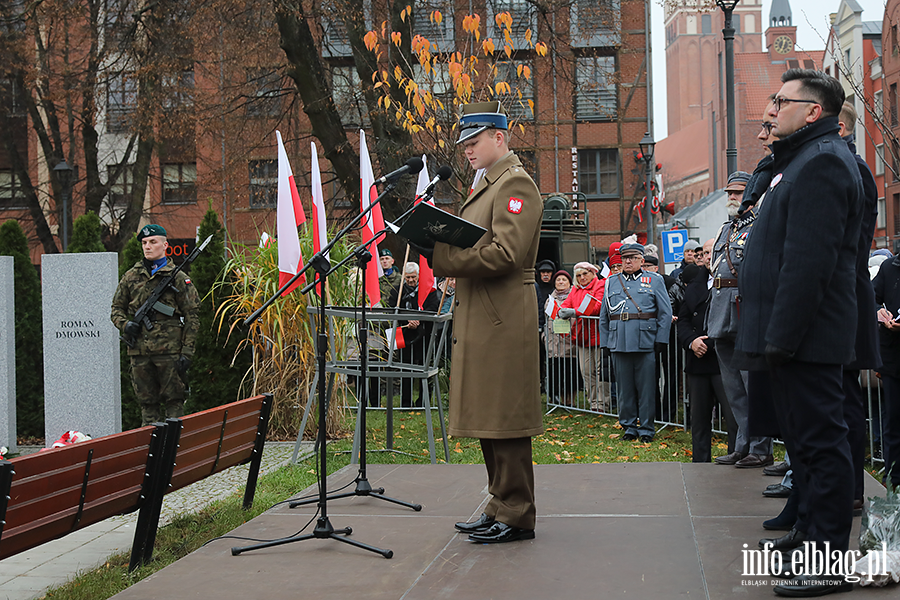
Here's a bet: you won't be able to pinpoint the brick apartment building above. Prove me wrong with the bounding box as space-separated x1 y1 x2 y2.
0 0 655 268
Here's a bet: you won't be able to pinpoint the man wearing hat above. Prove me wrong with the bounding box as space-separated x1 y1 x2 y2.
111 224 200 425
707 169 775 468
599 242 672 441
378 248 402 300
413 101 543 544
535 259 557 392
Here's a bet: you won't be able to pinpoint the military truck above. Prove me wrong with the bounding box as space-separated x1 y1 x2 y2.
536 192 592 274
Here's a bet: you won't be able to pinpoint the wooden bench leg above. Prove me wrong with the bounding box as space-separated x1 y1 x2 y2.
129 421 181 572
242 393 273 511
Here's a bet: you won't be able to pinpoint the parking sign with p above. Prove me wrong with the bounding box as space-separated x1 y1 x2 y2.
661 229 689 265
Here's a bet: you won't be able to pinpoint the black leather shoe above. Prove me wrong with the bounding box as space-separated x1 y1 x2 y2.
454 513 495 533
736 453 775 468
764 461 790 476
454 513 496 533
773 574 852 597
759 527 806 551
468 522 535 544
763 483 792 498
622 432 638 441
714 451 746 465
640 435 653 443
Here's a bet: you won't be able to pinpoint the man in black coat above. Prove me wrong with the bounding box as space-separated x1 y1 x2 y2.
736 69 863 597
677 242 736 462
838 101 881 511
874 256 900 491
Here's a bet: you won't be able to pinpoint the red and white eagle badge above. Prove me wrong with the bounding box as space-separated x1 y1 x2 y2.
508 197 523 214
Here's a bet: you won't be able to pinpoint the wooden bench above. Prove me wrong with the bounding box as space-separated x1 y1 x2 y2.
0 393 272 571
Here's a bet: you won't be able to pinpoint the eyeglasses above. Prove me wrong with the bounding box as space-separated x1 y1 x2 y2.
760 122 774 134
621 256 642 262
772 97 819 113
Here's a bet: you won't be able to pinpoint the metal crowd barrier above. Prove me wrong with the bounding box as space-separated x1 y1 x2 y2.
542 315 887 469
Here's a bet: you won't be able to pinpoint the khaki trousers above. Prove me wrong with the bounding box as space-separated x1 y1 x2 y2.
480 437 536 530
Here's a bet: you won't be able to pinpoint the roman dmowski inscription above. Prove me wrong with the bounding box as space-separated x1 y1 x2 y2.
56 320 102 339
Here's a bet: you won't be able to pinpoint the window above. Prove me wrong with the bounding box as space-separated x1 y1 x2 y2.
107 164 134 208
578 149 618 198
494 60 534 120
575 56 616 120
162 163 196 204
321 2 371 58
878 197 886 230
893 139 900 182
701 14 711 35
487 0 536 48
876 143 885 177
104 0 135 46
892 84 898 128
331 65 368 128
571 0 620 47
0 169 26 209
875 89 884 121
107 71 136 133
162 69 194 109
734 14 740 34
893 25 899 57
894 194 900 233
413 1 454 52
246 69 282 118
0 76 25 116
248 160 277 209
413 62 453 120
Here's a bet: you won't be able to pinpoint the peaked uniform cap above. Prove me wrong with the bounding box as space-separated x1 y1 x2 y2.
457 101 508 144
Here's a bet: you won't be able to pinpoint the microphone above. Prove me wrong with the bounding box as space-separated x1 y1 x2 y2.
375 157 424 184
419 165 454 198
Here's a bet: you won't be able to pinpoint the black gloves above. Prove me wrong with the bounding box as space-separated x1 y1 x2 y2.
765 343 794 368
124 321 141 338
176 355 192 375
409 239 435 267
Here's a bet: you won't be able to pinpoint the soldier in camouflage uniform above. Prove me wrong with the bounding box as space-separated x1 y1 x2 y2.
111 224 200 425
378 248 402 301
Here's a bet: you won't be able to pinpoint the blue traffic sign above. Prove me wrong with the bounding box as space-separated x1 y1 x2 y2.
661 229 689 264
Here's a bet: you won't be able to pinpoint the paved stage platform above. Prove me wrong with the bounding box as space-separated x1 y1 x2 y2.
110 463 895 600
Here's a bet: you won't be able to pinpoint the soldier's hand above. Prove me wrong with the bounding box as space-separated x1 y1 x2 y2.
557 308 576 319
176 355 192 374
409 237 435 263
124 321 141 338
765 343 794 368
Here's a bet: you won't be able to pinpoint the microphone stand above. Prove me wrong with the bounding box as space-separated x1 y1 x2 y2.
231 180 407 560
289 203 422 511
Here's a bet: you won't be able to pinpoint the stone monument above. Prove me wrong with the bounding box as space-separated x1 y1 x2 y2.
0 256 15 453
42 253 121 443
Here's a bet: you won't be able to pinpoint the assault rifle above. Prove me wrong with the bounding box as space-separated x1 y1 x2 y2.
121 234 213 348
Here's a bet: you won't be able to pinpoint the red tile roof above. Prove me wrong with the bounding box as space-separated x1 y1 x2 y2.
656 119 709 180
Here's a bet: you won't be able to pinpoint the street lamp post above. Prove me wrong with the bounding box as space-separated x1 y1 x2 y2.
717 0 740 177
639 131 656 248
54 160 74 252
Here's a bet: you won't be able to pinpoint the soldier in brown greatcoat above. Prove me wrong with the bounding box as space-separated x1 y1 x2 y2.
415 102 543 544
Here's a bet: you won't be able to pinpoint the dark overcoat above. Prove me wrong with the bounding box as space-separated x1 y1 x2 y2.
677 269 720 375
736 117 863 365
846 142 880 370
873 257 900 377
433 151 543 439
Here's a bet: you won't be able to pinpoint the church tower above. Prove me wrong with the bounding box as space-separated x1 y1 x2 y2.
665 0 765 135
765 0 799 60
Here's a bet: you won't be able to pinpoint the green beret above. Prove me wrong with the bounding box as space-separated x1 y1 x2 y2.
137 224 167 241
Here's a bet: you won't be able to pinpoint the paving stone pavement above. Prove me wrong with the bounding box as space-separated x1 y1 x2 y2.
0 441 312 600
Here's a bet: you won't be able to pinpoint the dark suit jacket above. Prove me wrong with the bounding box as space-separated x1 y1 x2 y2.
873 256 900 377
677 268 719 375
736 117 863 365
846 141 881 370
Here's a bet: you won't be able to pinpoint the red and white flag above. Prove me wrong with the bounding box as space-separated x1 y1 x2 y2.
545 297 560 319
310 142 329 294
360 130 385 306
414 154 435 309
276 130 306 294
577 294 599 315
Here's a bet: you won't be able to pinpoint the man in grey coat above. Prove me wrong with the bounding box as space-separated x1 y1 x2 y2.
599 243 672 441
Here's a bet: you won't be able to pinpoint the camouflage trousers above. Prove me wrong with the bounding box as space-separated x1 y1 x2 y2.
130 354 185 426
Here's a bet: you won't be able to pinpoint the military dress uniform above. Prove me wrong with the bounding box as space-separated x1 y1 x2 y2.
708 208 773 460
599 251 672 440
431 102 543 539
111 253 200 425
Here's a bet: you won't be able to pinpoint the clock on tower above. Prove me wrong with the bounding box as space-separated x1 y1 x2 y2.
774 35 793 55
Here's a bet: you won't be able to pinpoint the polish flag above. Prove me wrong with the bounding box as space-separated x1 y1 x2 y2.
577 294 600 315
414 154 435 309
387 325 406 350
310 142 329 294
545 297 560 319
276 130 305 294
360 130 384 306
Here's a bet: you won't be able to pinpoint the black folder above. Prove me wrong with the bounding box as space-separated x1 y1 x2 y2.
396 202 487 249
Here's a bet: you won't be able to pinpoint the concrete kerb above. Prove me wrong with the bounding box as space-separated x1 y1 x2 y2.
0 440 314 600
